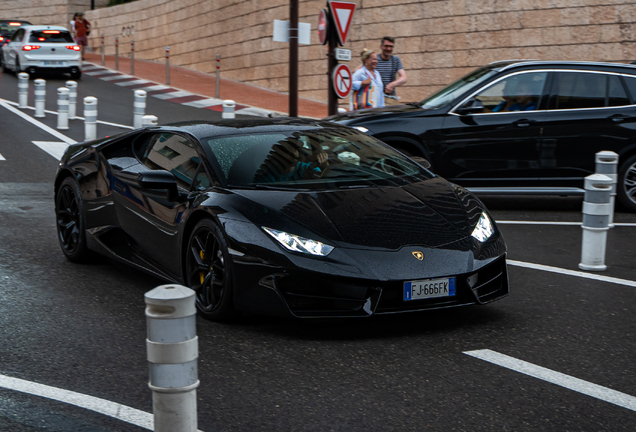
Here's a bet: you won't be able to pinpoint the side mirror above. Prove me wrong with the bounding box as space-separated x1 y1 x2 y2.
455 98 484 115
410 156 432 170
136 170 180 202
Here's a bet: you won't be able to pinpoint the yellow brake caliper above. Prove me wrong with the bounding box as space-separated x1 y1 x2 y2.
199 250 205 284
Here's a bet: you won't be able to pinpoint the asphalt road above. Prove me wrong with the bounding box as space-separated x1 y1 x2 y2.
1 67 636 431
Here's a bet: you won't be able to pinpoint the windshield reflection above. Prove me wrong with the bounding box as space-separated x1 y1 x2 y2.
419 68 497 110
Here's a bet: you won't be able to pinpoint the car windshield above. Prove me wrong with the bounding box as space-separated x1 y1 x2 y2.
419 67 498 109
29 30 73 43
203 128 433 189
0 22 27 34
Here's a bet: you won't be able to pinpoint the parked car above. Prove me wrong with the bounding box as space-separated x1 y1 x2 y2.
1 25 81 79
327 60 636 211
54 119 508 320
0 19 31 68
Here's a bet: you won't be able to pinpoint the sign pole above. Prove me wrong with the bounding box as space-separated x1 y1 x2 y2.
327 6 338 116
289 0 299 117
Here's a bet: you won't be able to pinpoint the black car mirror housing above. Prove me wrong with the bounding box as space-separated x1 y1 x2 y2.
455 98 484 115
136 170 180 202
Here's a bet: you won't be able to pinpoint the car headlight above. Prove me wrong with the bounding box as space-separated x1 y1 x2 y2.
353 126 369 133
471 212 494 242
263 227 334 256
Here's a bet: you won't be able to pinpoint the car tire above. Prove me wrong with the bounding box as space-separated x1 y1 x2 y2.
617 154 636 212
70 68 81 80
55 177 94 262
185 219 235 320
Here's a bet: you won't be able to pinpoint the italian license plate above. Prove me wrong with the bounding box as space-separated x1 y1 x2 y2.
43 61 64 66
404 277 456 301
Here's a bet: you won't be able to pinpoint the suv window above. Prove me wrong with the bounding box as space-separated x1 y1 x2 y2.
12 28 25 42
464 72 547 113
140 133 202 190
29 30 73 43
549 71 629 110
620 75 636 105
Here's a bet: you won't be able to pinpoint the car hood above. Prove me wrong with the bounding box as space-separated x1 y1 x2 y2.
324 103 426 121
231 177 483 250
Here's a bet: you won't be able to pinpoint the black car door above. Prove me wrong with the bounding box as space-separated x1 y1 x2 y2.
539 70 636 187
437 71 548 188
113 132 212 276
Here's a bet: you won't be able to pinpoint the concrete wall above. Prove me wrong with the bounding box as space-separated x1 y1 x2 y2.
0 0 108 31
80 0 636 104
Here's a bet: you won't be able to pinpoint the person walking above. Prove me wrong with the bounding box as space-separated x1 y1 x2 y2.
351 48 384 110
376 36 407 105
74 12 91 60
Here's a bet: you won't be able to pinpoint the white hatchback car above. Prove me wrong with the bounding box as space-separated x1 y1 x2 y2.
1 25 81 79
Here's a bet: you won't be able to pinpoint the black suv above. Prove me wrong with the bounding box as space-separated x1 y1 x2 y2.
328 60 636 211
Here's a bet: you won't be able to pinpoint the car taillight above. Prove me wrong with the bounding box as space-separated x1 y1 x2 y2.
22 45 41 51
43 30 60 34
0 37 4 42
9 22 21 26
66 45 81 51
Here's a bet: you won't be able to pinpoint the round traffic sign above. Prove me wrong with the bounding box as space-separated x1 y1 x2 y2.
318 9 329 45
332 64 352 99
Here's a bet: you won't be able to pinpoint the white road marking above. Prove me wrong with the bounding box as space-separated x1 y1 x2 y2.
141 85 171 92
32 141 69 160
0 153 5 160
464 349 636 412
182 99 223 108
0 99 76 144
0 373 154 430
116 79 151 87
497 220 636 227
100 74 131 81
152 90 192 100
508 259 636 288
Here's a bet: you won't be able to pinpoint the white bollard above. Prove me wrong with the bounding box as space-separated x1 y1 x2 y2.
222 100 235 119
18 72 29 108
133 90 147 129
84 96 98 141
579 174 613 271
57 87 69 130
595 151 619 229
145 284 199 432
65 80 77 120
142 115 158 127
34 78 46 118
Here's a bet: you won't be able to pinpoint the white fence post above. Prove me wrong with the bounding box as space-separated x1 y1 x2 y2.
595 151 619 228
18 72 29 108
84 96 98 141
65 80 77 120
579 174 613 271
145 284 199 432
222 100 235 119
34 78 46 118
57 87 69 130
142 115 158 127
134 89 147 129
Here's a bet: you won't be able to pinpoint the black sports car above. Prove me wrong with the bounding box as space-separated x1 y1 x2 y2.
54 119 508 319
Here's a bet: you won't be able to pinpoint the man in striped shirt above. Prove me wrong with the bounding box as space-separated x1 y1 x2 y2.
376 36 407 105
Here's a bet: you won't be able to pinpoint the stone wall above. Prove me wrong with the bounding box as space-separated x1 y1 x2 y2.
81 0 636 104
0 0 108 31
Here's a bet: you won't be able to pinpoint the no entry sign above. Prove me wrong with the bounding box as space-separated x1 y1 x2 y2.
332 64 352 99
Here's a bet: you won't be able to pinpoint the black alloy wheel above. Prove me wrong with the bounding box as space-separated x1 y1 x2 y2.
55 177 92 262
185 219 234 320
618 154 636 212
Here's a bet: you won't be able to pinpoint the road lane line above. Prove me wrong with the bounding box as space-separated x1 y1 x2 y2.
508 260 636 288
464 349 636 412
0 373 153 430
32 141 70 160
0 153 5 160
0 98 76 144
497 220 636 227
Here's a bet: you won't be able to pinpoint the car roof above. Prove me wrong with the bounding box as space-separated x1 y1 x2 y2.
149 118 354 141
489 59 636 72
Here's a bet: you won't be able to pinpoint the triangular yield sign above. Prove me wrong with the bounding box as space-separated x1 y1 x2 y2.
328 1 356 45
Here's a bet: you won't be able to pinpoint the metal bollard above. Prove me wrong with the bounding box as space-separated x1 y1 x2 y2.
65 80 77 120
595 151 619 228
34 78 46 118
145 284 199 432
115 36 119 70
165 46 170 85
579 174 613 271
222 100 235 119
57 87 69 130
18 72 29 108
215 54 220 98
142 115 158 127
130 39 135 75
84 96 98 141
133 89 147 129
101 34 105 66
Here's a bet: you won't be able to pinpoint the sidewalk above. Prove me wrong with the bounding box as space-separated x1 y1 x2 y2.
83 53 329 119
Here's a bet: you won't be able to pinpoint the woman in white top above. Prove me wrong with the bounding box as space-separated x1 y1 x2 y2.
351 48 385 109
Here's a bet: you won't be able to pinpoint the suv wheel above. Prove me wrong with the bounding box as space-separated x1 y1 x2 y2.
617 154 636 212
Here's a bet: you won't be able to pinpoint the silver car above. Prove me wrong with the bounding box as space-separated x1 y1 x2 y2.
1 25 81 79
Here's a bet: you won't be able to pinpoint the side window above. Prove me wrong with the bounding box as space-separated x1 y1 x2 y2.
141 133 201 190
550 72 606 110
464 72 547 113
608 75 630 106
620 75 636 105
12 29 24 42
